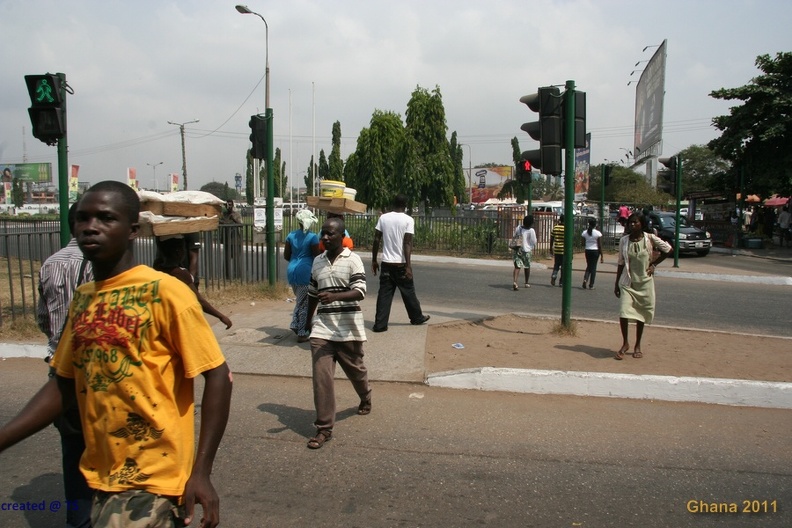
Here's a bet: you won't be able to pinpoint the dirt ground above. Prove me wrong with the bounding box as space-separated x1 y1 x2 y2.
425 314 792 382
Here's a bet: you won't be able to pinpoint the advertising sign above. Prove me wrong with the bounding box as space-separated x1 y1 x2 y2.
69 165 80 203
127 167 138 190
633 39 667 163
1 162 53 183
574 133 591 201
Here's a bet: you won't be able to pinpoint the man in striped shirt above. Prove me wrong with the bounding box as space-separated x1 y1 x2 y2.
304 217 371 449
550 214 565 287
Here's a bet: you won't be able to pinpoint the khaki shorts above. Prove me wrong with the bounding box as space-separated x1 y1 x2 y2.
91 490 184 528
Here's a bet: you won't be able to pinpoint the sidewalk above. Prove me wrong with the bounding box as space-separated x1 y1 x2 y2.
3 246 791 409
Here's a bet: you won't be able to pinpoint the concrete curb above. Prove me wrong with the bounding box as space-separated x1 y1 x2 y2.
426 367 792 409
0 342 47 359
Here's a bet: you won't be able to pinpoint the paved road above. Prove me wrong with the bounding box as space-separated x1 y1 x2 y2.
1 363 790 528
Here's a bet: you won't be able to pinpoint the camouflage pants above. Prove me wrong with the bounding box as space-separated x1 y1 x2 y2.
91 490 184 527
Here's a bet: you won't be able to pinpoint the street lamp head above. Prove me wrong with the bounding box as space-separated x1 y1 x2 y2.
235 4 252 14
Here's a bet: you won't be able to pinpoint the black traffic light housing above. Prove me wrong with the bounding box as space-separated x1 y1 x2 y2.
249 114 267 160
25 73 65 146
520 86 562 176
658 156 678 196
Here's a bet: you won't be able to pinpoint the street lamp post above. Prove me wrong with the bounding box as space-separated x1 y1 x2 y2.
146 161 163 191
460 143 472 204
236 4 276 286
167 119 199 190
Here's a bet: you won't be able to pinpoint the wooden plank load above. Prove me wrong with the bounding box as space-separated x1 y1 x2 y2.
138 190 224 237
306 196 367 214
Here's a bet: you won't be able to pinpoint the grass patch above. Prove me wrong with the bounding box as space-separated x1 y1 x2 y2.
201 281 293 306
550 320 578 337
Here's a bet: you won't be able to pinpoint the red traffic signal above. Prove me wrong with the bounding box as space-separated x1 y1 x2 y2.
523 160 531 171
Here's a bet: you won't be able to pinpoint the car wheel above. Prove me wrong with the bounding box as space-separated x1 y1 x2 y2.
696 249 710 257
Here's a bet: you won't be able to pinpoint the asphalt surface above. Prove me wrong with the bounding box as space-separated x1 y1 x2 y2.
1 245 791 527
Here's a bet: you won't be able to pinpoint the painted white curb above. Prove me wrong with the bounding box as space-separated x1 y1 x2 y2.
426 367 792 409
0 343 48 359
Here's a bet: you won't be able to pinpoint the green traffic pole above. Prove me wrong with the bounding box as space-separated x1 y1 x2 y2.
673 156 682 268
265 107 276 285
561 80 575 328
738 164 745 248
57 72 69 248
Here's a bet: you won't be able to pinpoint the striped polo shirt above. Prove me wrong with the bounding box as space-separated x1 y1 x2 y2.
307 248 367 342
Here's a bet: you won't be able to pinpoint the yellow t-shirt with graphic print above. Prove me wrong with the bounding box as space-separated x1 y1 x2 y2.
52 265 226 497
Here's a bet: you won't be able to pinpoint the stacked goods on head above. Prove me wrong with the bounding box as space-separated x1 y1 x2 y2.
138 190 224 237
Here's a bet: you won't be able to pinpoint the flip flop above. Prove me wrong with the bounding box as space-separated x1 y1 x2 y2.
615 345 629 360
633 350 643 359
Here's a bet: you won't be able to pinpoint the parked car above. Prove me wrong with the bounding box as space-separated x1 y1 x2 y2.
647 212 711 256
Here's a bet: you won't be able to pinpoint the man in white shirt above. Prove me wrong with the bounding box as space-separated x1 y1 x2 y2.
371 194 430 332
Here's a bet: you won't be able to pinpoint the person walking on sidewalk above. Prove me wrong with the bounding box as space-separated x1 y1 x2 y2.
550 214 566 287
304 217 371 449
371 194 430 332
0 181 232 527
284 209 321 342
36 202 94 528
512 214 537 290
614 212 672 360
581 218 604 289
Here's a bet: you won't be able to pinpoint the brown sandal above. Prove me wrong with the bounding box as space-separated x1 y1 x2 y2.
615 345 629 360
307 429 332 449
633 350 643 359
357 399 372 415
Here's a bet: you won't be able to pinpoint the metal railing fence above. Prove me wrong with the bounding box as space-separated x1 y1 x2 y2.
0 212 624 326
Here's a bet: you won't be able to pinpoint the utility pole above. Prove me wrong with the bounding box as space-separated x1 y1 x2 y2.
168 119 199 190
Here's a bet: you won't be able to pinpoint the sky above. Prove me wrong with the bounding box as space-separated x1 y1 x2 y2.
1 0 790 194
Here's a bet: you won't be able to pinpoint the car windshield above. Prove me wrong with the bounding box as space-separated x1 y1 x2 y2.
659 215 690 229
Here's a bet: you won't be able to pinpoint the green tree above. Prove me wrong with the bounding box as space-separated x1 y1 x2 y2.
200 181 238 201
273 147 283 197
448 131 466 205
498 138 528 203
329 121 344 182
347 110 405 211
676 144 731 194
318 150 330 182
304 156 316 197
245 150 254 205
11 178 25 207
709 52 792 196
403 85 455 211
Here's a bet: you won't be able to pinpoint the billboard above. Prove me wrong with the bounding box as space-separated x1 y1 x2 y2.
574 133 591 201
464 166 513 202
1 162 53 183
633 39 667 163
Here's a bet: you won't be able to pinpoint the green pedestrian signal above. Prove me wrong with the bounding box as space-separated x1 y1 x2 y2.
24 73 66 145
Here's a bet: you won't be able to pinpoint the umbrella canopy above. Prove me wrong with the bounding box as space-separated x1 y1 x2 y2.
764 196 790 207
745 194 762 203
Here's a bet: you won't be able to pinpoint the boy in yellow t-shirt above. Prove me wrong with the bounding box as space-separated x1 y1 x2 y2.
0 181 232 528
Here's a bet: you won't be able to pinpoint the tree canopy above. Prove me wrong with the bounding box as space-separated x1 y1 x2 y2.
708 52 792 196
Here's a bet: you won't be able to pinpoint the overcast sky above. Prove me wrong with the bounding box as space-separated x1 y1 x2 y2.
1 0 789 193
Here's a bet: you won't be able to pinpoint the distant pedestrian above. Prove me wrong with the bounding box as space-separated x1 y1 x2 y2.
550 214 565 287
581 218 603 289
778 206 791 246
304 217 371 449
618 204 629 227
36 202 93 528
220 199 243 278
154 235 233 329
371 194 430 332
512 214 537 290
614 212 672 360
285 209 321 342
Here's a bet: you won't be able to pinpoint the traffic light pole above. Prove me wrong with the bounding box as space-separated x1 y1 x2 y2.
561 80 575 328
56 73 69 247
599 165 606 239
265 107 276 286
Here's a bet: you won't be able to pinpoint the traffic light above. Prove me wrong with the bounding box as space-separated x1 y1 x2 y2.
25 73 65 145
249 114 267 160
520 86 562 176
603 165 613 186
571 91 587 149
658 156 677 196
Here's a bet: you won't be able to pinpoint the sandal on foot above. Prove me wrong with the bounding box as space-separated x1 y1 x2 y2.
357 399 372 415
615 346 629 360
524 283 530 288
307 429 332 449
512 282 518 291
633 350 643 359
